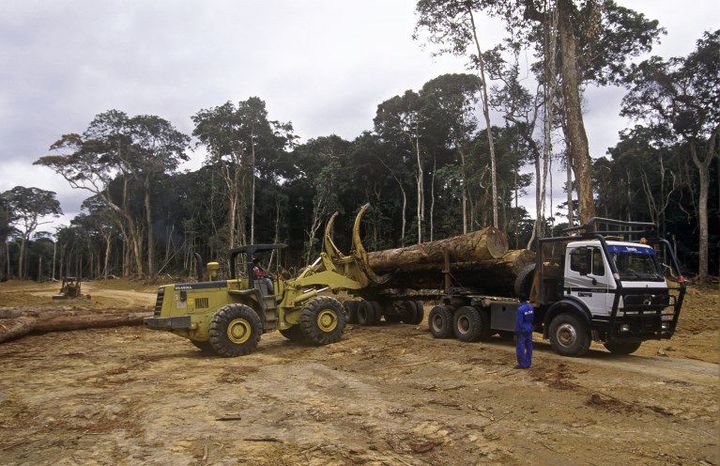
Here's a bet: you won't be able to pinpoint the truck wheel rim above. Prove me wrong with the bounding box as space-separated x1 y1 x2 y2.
432 314 444 332
457 316 470 334
317 310 338 332
227 318 252 344
557 323 577 347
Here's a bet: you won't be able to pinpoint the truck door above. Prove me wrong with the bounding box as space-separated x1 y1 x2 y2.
565 246 610 316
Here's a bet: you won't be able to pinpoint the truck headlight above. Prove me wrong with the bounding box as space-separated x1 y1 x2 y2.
620 324 630 332
661 322 669 330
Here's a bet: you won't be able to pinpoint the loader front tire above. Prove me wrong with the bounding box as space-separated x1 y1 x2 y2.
299 296 346 345
208 304 262 357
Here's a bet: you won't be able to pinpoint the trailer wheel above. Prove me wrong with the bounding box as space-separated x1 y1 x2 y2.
343 300 360 324
399 301 416 324
208 304 262 357
604 340 642 355
356 300 376 326
428 305 454 339
413 301 425 324
548 313 590 357
299 296 346 345
514 264 536 300
385 312 402 323
279 325 307 343
370 301 383 325
453 306 482 342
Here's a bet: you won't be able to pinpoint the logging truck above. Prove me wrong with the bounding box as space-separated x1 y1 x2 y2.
347 218 686 357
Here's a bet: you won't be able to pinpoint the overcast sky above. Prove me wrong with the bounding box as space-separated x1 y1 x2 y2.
1 0 717 234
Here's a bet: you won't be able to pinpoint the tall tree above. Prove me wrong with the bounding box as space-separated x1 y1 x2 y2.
415 0 501 227
126 115 189 277
0 187 62 279
621 30 719 280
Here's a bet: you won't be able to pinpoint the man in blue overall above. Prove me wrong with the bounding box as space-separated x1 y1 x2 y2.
515 301 535 369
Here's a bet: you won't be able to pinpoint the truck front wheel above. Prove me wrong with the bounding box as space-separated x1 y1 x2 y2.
604 340 641 355
548 313 590 357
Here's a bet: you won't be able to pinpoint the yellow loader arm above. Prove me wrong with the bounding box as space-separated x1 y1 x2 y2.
283 203 388 308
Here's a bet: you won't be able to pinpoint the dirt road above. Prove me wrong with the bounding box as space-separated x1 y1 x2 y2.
1 317 717 465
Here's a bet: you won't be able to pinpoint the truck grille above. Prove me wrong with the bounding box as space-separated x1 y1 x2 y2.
154 288 165 316
195 297 209 309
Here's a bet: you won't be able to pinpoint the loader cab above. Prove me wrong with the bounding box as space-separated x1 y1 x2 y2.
228 243 287 297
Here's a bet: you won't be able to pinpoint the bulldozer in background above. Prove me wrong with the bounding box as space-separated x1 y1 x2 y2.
144 204 388 356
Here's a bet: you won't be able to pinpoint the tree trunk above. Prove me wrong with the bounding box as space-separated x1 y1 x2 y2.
250 130 257 245
376 249 534 296
430 156 436 242
557 0 596 224
51 240 57 280
690 130 717 281
566 154 574 227
415 131 424 244
0 307 149 344
18 236 26 279
468 8 499 228
103 235 111 280
368 226 508 273
144 176 154 277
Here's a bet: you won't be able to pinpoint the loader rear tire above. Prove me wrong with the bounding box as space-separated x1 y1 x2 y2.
208 304 262 357
428 305 454 339
299 296 346 345
279 325 307 343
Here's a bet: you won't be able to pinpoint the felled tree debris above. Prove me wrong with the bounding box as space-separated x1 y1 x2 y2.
0 307 150 344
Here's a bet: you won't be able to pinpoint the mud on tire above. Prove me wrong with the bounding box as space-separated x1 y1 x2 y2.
428 305 454 339
299 296 346 345
208 304 262 357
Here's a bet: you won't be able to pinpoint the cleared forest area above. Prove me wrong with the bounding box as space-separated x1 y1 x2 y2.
0 280 718 465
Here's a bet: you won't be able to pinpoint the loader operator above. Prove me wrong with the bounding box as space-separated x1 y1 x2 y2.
252 258 274 295
515 301 534 369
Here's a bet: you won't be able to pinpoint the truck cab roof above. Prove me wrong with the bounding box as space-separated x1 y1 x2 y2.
567 239 655 250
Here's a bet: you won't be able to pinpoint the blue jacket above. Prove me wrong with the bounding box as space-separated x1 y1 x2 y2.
515 302 534 334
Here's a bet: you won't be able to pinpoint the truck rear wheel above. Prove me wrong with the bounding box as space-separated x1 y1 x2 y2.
370 301 383 325
453 306 482 342
548 313 590 357
428 305 454 339
208 304 262 357
604 340 642 355
299 296 346 345
279 325 307 343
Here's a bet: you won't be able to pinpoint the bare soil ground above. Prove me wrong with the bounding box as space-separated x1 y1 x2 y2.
0 281 718 465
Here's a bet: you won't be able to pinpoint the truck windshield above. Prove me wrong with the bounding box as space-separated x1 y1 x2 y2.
607 245 663 281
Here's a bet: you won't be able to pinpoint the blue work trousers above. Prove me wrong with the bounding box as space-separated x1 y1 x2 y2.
516 332 533 368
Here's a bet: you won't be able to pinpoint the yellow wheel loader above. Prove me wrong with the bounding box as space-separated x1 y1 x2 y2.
144 204 388 356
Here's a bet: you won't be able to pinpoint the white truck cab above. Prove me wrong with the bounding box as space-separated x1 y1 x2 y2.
531 219 686 356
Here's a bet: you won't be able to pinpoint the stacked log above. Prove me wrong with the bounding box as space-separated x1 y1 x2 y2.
366 228 534 296
0 307 150 344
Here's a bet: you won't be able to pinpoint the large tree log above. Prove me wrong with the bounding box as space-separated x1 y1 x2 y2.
378 249 535 296
368 227 508 273
0 307 150 344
